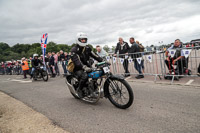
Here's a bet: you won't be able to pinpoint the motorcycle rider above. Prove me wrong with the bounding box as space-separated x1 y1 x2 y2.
71 32 103 98
30 54 43 79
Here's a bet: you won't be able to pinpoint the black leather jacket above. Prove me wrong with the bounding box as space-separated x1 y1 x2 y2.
71 44 103 71
31 59 43 68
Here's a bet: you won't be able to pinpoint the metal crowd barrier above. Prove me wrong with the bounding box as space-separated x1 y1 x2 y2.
104 46 200 83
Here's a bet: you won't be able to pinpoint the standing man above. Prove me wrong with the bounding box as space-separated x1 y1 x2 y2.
114 37 130 77
52 52 60 76
60 50 67 75
129 37 144 79
21 58 29 79
48 52 55 77
28 57 32 74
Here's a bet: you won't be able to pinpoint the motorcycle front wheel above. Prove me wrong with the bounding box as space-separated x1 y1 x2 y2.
107 79 134 109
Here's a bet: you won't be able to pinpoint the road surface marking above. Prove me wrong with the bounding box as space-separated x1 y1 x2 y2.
9 79 32 83
186 80 194 85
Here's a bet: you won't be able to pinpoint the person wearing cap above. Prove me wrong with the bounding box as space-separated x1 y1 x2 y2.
21 58 29 79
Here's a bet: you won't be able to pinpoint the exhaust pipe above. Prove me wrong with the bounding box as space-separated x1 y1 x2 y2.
65 79 77 96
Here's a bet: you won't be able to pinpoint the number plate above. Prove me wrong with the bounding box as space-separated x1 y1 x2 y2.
103 67 110 73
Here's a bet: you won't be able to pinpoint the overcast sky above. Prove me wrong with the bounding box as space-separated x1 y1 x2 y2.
0 0 200 47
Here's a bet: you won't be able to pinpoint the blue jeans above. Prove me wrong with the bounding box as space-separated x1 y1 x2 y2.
134 60 142 74
62 61 67 74
31 67 35 75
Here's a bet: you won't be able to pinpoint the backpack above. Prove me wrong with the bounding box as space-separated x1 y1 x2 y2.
138 44 144 52
67 47 85 73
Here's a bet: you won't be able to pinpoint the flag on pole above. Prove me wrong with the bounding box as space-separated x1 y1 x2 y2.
41 33 48 67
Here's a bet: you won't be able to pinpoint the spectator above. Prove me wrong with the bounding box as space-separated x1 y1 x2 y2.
60 50 67 74
96 45 108 58
129 37 144 79
21 58 29 79
7 61 12 75
48 52 56 77
57 52 61 62
52 52 60 76
165 39 186 75
15 60 20 75
1 62 5 75
114 37 130 77
28 57 32 74
136 41 145 73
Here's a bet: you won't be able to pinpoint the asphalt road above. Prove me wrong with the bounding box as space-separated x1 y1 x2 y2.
0 75 200 133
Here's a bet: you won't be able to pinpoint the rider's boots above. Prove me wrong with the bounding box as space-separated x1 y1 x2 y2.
77 79 85 98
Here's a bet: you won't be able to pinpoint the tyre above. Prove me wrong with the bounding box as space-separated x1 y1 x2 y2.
42 71 48 81
107 79 134 109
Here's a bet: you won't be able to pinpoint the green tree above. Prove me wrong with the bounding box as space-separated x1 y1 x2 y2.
0 42 10 52
112 46 116 52
103 45 110 52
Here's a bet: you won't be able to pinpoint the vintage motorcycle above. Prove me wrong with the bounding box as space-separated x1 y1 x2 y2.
65 61 134 109
32 66 48 82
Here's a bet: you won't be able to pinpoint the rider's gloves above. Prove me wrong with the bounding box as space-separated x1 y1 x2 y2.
83 65 92 73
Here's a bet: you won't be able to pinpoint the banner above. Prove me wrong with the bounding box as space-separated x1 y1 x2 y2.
168 49 176 58
128 58 133 63
182 49 191 58
120 58 124 64
113 57 116 63
136 57 142 64
125 55 129 59
41 33 48 67
106 56 110 61
147 55 152 63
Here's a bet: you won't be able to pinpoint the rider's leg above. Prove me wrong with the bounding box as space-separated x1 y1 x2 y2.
75 70 88 98
30 67 35 78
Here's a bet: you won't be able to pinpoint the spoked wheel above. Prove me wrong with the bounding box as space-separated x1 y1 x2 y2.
107 79 134 109
42 71 48 81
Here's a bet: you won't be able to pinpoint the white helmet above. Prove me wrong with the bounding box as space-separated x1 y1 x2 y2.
76 32 88 46
33 54 38 58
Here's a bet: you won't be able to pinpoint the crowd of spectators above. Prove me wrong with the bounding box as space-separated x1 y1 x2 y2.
0 51 72 78
1 38 200 79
